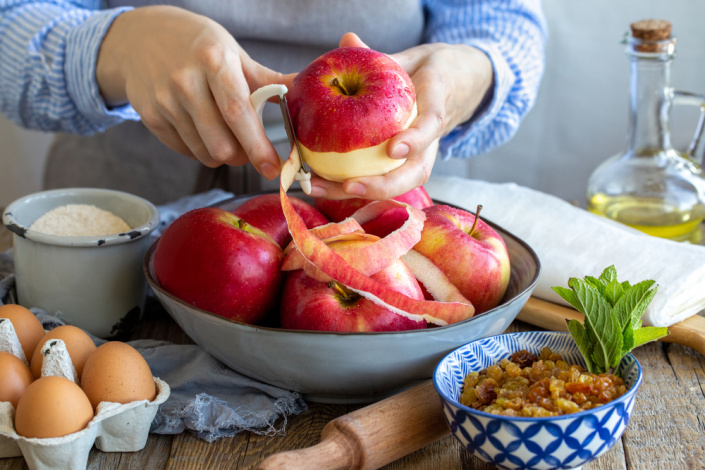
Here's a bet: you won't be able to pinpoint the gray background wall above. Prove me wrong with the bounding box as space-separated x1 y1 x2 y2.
2 0 704 207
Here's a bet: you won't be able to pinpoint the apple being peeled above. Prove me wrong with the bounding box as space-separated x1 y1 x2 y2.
233 194 329 248
413 205 510 314
153 207 284 324
281 239 426 332
314 186 433 222
287 47 416 182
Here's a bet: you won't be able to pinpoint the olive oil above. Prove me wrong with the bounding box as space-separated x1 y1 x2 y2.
587 193 705 243
585 21 705 244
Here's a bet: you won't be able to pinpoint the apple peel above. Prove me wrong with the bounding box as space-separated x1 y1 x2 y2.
401 249 473 304
282 232 382 281
283 200 424 278
279 146 475 326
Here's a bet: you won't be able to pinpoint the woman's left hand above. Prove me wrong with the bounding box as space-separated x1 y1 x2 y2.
307 33 493 201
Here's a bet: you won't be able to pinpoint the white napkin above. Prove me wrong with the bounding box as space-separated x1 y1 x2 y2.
425 176 705 327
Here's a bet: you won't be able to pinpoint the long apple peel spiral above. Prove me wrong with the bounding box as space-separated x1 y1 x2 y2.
279 146 475 326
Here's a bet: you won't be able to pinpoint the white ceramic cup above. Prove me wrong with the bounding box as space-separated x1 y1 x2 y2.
2 188 160 338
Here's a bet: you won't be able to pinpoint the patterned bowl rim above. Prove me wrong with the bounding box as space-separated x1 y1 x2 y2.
433 330 643 422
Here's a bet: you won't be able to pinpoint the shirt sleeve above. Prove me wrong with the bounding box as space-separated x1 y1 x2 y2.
423 0 547 159
0 0 139 134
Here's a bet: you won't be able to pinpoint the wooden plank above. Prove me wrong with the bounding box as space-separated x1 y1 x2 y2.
166 432 248 469
620 342 705 468
88 433 174 470
0 458 24 470
242 404 352 468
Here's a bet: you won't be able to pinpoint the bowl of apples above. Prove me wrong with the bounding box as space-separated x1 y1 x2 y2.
144 187 540 404
144 44 540 403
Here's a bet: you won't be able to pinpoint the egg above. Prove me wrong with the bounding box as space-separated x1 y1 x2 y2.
14 376 94 438
80 341 156 410
0 304 45 361
0 351 34 408
30 325 96 379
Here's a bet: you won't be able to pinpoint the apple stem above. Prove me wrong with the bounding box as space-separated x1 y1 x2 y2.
331 78 351 96
238 219 248 230
328 281 353 301
468 205 483 237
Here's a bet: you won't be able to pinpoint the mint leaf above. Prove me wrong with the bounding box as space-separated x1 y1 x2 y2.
553 265 668 375
621 318 635 356
569 278 623 373
633 326 669 348
553 285 582 311
613 280 657 332
584 275 605 295
599 265 618 284
604 278 624 307
566 319 595 373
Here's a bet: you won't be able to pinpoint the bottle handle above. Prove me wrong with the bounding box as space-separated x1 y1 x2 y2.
672 89 705 164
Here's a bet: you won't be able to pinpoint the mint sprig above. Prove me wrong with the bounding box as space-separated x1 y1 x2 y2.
553 266 669 375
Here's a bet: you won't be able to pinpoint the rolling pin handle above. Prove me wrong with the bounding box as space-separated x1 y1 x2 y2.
255 435 354 470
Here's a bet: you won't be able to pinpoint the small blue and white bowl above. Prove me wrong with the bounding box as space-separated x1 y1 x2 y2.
434 331 642 470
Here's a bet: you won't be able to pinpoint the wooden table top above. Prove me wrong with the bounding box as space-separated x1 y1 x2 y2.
1 221 703 469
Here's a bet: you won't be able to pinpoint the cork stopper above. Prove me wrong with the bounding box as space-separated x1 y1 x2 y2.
630 20 673 53
631 19 672 40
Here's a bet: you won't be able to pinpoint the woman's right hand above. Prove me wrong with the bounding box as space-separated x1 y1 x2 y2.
96 5 293 180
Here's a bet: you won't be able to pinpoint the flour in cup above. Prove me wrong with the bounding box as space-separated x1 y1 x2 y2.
29 204 131 237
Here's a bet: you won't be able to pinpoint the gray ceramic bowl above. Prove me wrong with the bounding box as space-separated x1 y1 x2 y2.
2 188 160 338
144 191 540 403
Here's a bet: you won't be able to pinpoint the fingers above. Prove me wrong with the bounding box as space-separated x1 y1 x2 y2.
207 55 282 180
387 63 447 164
308 140 439 200
339 32 369 49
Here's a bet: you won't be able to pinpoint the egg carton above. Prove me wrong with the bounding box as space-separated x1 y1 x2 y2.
0 320 171 470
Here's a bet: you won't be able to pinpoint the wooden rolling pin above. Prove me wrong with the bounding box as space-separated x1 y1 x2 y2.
258 297 705 470
518 297 705 357
255 380 449 470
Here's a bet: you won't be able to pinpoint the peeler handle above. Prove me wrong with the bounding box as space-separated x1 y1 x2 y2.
249 85 312 194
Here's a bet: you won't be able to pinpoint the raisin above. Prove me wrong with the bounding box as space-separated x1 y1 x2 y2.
475 378 498 405
510 350 537 368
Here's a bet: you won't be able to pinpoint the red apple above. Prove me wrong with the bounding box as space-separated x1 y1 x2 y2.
153 207 284 324
361 187 434 238
232 194 329 248
281 239 427 332
314 186 433 222
287 47 417 182
413 205 510 314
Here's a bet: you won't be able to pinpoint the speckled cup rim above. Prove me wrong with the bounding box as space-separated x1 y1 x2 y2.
2 188 160 248
433 330 643 422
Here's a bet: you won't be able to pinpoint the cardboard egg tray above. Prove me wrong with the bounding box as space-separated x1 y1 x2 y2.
0 321 171 470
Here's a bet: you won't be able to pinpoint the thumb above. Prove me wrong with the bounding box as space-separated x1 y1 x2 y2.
339 32 369 49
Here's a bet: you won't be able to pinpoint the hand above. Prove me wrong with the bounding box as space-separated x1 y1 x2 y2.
308 33 493 200
96 5 294 180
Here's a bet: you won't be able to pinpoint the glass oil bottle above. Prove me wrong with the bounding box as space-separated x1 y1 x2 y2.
586 20 705 243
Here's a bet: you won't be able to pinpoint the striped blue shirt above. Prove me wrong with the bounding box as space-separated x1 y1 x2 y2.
0 0 546 159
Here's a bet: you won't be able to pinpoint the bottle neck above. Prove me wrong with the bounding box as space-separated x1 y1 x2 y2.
628 54 673 155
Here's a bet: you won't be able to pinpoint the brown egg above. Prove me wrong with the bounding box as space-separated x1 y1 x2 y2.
15 376 94 438
0 351 34 408
30 325 96 379
0 304 45 361
81 341 156 410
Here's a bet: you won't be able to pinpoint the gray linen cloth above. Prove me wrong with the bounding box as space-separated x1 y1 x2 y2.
0 190 307 442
